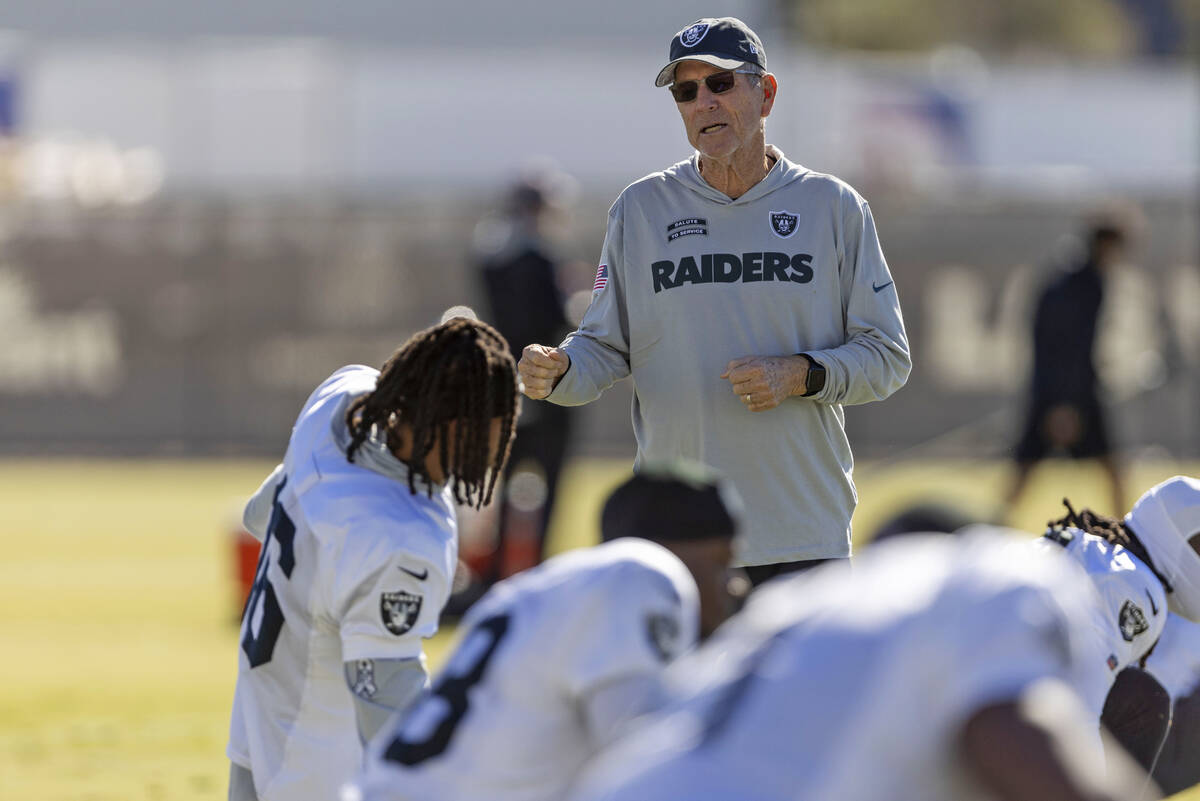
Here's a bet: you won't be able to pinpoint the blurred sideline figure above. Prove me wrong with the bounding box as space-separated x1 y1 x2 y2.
568 530 1160 801
460 165 577 606
226 318 519 801
346 462 743 801
1004 204 1141 518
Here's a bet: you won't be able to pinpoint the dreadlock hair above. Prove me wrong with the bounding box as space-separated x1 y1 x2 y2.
344 317 519 509
1048 497 1173 591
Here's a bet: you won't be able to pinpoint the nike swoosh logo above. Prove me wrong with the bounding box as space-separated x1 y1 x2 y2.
399 566 429 581
1146 588 1159 616
872 280 893 293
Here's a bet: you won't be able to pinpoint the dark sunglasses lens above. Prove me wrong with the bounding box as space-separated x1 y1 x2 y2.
705 72 736 94
670 81 699 102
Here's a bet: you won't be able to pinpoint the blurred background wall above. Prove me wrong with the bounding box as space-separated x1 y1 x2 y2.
0 0 1194 460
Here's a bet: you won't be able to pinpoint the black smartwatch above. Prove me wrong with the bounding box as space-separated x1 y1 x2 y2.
798 353 826 397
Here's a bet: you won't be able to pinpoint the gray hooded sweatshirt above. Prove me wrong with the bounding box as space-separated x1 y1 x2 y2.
548 146 911 565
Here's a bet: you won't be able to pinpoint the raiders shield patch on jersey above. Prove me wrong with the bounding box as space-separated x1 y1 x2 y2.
769 211 799 238
1118 600 1149 642
381 590 423 636
645 613 681 662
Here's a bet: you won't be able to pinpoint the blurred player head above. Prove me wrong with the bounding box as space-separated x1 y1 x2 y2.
655 18 778 167
1125 476 1200 621
601 461 743 637
345 316 519 509
869 500 978 544
1082 200 1142 270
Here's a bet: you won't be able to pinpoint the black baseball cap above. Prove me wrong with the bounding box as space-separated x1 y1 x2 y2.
655 17 768 88
601 460 743 543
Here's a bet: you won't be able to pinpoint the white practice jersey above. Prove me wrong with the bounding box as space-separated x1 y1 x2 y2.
570 532 1116 801
1146 613 1200 702
1033 527 1168 716
227 366 458 801
350 538 699 801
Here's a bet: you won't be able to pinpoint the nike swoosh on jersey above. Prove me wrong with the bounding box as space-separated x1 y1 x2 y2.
872 280 893 293
399 566 429 581
1146 588 1159 616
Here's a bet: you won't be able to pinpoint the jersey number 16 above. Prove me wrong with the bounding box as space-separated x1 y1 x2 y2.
240 477 296 669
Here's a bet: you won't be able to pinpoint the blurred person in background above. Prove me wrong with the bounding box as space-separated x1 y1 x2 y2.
347 462 744 801
518 17 910 588
226 318 519 801
461 168 577 607
1004 205 1140 518
568 529 1160 801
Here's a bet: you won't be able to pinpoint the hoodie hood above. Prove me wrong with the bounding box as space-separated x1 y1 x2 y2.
662 145 809 206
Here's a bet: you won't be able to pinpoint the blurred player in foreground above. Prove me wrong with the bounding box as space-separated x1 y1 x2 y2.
226 318 519 801
569 530 1160 801
346 462 743 801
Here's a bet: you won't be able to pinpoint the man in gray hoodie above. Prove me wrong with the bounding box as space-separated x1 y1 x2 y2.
518 17 911 584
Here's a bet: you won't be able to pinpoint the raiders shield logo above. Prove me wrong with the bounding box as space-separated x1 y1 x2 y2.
680 22 709 48
1118 600 1149 642
381 590 423 636
770 211 799 238
645 613 681 662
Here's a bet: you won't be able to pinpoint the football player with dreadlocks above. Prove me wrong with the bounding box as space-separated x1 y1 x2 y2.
226 317 519 801
1039 476 1200 779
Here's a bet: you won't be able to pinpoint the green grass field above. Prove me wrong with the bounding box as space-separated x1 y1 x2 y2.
1 457 1197 800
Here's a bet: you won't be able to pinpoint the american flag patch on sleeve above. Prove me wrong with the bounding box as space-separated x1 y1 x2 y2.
593 264 608 291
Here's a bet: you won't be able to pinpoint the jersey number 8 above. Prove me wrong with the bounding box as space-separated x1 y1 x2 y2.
384 614 510 766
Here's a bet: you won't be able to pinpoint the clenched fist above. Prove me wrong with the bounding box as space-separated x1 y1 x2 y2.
518 344 570 400
721 355 808 412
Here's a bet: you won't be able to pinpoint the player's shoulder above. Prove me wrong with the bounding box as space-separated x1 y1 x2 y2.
286 364 378 470
501 538 694 613
301 364 379 417
585 538 692 592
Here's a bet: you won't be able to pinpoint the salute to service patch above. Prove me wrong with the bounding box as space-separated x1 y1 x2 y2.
667 217 708 242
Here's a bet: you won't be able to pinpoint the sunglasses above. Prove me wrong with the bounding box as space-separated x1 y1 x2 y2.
669 69 759 103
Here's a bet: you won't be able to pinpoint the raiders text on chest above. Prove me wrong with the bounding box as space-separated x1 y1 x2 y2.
651 252 814 293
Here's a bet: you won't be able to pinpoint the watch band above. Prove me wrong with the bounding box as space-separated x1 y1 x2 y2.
799 353 826 397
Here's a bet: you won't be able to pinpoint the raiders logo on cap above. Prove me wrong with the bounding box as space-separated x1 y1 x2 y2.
680 22 710 47
381 590 423 636
770 210 799 238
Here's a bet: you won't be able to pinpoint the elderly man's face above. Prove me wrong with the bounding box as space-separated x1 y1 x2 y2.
672 60 775 162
